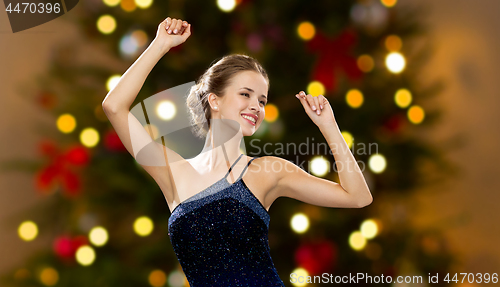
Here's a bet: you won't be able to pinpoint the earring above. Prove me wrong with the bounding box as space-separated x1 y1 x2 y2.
214 106 218 110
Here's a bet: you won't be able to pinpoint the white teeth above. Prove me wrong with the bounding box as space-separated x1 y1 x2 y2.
242 115 256 123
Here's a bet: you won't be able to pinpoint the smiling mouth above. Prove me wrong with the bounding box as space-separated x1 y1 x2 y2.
241 114 256 126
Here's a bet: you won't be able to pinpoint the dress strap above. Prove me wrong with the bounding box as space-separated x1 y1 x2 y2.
235 156 259 182
223 154 244 179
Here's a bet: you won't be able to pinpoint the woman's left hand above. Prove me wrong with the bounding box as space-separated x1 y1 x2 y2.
295 91 336 129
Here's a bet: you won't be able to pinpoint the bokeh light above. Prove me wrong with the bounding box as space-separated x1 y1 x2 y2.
148 269 167 287
291 267 309 286
394 88 412 108
385 34 402 51
407 105 425 124
306 81 325 97
97 15 116 34
217 0 236 12
134 216 154 236
310 156 329 177
297 21 315 40
103 0 120 7
341 131 354 149
106 74 121 92
360 219 379 239
346 89 364 108
39 267 58 286
357 54 374 72
75 245 96 266
380 0 397 8
168 270 186 287
290 213 309 234
368 154 387 174
135 0 153 9
89 226 108 247
385 52 406 73
157 100 176 120
264 103 279 123
80 128 100 148
121 0 137 12
18 221 38 241
56 113 76 133
349 231 367 250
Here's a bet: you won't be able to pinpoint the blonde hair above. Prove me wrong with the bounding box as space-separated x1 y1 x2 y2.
186 54 269 138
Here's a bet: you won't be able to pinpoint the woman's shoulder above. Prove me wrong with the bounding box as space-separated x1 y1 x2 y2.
248 155 298 178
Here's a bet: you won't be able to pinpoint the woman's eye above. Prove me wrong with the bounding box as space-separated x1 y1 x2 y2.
241 93 250 97
260 101 266 105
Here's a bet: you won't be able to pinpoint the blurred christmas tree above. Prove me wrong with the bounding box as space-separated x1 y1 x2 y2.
1 0 460 286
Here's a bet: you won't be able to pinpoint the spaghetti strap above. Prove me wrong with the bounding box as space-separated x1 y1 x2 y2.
223 154 244 179
235 156 259 182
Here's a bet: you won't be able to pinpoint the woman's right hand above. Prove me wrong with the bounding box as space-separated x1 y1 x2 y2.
153 17 191 55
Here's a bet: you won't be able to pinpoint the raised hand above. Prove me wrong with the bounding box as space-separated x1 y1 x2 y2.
154 17 192 55
295 91 336 129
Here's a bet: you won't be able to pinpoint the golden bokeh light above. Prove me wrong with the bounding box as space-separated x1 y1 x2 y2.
264 103 279 123
121 0 137 12
56 113 77 134
349 231 367 250
89 226 109 247
106 74 121 92
18 221 38 241
360 219 379 239
385 35 402 51
291 267 309 286
306 81 325 97
341 131 354 149
380 0 397 8
75 245 96 266
103 0 120 7
80 128 100 148
394 88 412 108
297 21 315 41
346 89 364 108
97 15 116 34
39 267 59 286
357 54 374 72
134 216 154 236
407 105 425 124
148 269 167 287
135 0 153 9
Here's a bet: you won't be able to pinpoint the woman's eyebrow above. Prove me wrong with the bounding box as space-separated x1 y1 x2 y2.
241 87 267 99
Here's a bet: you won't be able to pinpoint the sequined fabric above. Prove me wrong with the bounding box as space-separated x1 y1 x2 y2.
168 155 285 286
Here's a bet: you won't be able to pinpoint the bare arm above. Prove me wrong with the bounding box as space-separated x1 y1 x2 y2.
102 17 191 112
271 91 373 208
101 17 191 192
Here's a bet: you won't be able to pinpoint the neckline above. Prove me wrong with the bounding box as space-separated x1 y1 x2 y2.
170 177 270 215
171 154 245 213
171 176 230 213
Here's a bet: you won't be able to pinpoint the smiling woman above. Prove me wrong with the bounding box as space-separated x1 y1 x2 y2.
186 54 270 138
102 15 372 287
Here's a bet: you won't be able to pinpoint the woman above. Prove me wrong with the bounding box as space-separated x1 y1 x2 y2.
102 17 373 287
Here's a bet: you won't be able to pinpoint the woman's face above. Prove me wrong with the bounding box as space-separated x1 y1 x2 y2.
211 70 268 136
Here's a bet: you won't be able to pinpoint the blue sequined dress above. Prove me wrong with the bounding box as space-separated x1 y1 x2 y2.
168 154 285 286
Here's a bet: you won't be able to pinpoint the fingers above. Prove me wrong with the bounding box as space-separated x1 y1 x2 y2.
164 17 171 29
162 18 189 35
296 91 326 115
179 21 188 34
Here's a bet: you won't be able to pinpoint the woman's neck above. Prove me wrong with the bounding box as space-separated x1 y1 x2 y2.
198 119 244 170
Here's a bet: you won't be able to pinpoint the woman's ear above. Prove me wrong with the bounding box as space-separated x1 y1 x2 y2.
208 93 219 110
